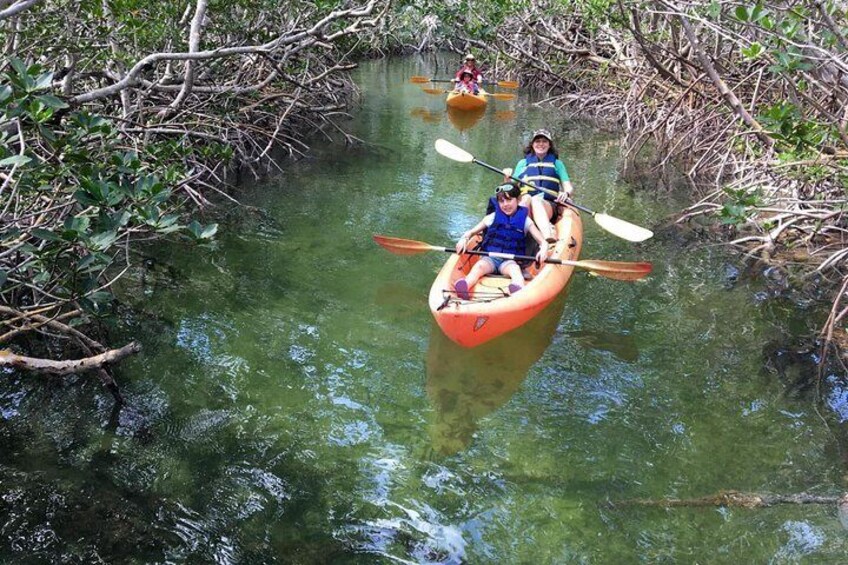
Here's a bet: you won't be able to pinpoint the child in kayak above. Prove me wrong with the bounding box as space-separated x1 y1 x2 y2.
454 70 480 95
453 183 549 300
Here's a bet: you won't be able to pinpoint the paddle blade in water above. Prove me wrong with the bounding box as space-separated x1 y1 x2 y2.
373 235 437 256
574 260 653 281
593 214 654 242
410 76 431 83
435 139 474 163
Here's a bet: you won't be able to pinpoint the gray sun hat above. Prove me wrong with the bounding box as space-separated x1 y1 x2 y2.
532 129 553 142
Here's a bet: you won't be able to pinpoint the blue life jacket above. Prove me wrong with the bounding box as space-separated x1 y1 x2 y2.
481 205 529 256
519 153 561 202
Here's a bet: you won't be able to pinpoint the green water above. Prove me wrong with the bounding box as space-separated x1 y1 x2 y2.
2 55 846 563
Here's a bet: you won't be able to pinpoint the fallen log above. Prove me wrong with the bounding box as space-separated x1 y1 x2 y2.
0 341 141 376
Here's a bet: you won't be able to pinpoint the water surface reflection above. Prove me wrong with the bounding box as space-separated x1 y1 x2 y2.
426 295 567 455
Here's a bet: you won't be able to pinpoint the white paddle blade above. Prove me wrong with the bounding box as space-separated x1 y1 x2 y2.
594 213 654 242
435 139 473 163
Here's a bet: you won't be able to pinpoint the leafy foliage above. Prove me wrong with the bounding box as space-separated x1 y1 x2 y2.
0 59 217 320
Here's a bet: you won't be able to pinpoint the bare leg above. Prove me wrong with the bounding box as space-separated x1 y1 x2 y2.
455 258 495 299
531 196 556 242
465 258 495 287
501 261 524 289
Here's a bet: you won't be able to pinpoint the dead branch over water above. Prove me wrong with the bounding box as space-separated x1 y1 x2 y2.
0 0 386 391
492 0 848 364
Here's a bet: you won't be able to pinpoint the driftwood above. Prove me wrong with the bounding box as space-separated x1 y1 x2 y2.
0 341 140 375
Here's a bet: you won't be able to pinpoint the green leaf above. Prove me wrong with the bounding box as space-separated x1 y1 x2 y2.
79 291 114 317
187 220 203 239
35 94 68 110
9 58 29 81
734 6 749 20
0 85 11 103
88 230 118 251
200 224 218 239
31 228 61 241
0 228 21 241
77 252 111 273
32 71 54 92
741 42 763 59
64 215 90 234
74 189 100 207
0 154 32 167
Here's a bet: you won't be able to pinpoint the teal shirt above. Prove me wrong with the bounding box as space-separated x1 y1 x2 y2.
513 156 570 184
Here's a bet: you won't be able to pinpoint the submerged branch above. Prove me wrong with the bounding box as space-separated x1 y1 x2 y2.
613 490 848 509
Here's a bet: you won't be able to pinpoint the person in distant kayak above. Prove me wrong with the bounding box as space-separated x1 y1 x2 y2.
509 129 574 243
454 53 483 83
453 183 549 300
454 70 480 95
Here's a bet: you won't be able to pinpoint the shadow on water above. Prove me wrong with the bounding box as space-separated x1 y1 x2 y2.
425 293 568 456
565 329 640 363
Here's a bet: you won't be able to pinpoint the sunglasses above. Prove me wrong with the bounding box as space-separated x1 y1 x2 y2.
495 184 519 194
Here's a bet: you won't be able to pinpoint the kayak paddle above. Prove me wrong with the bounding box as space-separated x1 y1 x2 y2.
373 235 652 282
422 88 516 101
410 76 519 89
433 139 654 243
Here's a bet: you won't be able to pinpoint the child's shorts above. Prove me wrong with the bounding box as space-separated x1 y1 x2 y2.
481 256 518 273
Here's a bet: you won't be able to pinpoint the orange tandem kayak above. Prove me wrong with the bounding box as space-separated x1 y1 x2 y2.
428 206 583 348
445 89 488 111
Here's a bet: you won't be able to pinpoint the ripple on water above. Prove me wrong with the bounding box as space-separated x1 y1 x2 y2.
774 520 824 560
825 375 848 422
347 500 467 565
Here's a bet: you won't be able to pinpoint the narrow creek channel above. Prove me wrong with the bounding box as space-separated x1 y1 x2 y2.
1 54 845 563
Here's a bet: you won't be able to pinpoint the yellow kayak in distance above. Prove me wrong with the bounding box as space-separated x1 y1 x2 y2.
445 89 488 111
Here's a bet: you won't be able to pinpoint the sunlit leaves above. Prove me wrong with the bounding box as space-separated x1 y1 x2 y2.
740 42 763 59
186 221 219 240
719 187 762 225
759 102 830 153
0 155 32 167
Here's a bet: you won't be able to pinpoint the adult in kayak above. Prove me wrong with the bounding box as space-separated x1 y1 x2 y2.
510 129 574 243
453 183 549 299
454 53 483 83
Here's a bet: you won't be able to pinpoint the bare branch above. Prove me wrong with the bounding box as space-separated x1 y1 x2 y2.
0 340 141 375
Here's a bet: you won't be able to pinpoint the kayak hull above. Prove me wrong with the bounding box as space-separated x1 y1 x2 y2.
428 206 583 348
446 90 488 111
